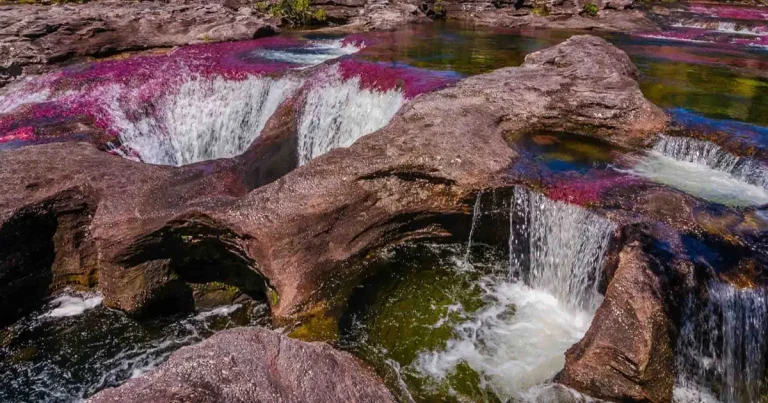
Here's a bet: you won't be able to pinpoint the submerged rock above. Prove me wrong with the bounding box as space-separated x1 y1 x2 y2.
87 327 396 403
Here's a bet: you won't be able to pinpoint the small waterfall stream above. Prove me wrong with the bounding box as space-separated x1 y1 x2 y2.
675 282 768 403
416 187 614 400
653 136 768 188
463 190 484 266
112 75 304 166
297 65 405 165
629 135 768 207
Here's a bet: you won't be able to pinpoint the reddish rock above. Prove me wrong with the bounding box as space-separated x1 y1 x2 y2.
87 327 396 403
556 233 682 402
0 36 669 323
0 1 279 88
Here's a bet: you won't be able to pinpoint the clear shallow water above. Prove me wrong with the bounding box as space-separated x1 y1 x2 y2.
0 290 268 402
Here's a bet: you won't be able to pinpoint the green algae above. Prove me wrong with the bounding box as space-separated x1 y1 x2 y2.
339 243 502 402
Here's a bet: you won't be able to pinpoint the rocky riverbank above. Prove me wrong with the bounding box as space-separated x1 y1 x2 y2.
0 0 660 88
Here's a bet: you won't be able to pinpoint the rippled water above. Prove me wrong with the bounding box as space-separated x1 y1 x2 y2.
0 290 269 402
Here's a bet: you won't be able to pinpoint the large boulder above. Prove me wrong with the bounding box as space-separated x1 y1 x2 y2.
87 327 396 403
0 35 669 324
555 229 687 402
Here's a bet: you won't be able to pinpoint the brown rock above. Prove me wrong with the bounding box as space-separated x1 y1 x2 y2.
87 327 396 403
0 2 279 88
556 234 679 402
0 35 668 323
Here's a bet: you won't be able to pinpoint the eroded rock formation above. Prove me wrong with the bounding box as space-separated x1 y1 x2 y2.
1 26 766 401
0 35 668 327
556 227 687 402
87 327 396 403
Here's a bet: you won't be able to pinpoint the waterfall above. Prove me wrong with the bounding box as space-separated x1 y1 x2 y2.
297 65 404 165
628 135 768 207
510 187 615 311
653 136 768 188
674 281 768 403
463 190 484 266
107 74 303 166
415 188 614 400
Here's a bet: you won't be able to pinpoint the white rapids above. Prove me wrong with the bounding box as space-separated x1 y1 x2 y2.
415 187 614 401
297 64 404 165
627 135 768 207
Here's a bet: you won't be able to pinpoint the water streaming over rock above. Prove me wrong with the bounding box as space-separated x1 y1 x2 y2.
415 188 614 400
297 65 405 165
463 190 484 266
674 281 768 403
510 187 614 311
628 135 768 207
654 135 768 188
110 75 304 166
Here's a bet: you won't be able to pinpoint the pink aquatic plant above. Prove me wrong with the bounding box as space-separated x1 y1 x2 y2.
546 173 643 206
688 4 768 21
337 59 460 98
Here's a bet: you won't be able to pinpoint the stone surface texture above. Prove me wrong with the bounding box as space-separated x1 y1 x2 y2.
88 327 396 403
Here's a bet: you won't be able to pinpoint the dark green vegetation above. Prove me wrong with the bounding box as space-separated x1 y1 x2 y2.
581 2 599 17
266 0 327 25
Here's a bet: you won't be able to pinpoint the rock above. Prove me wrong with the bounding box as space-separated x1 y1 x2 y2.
436 0 658 32
0 35 668 323
555 228 684 402
200 34 667 319
0 2 279 88
87 327 396 403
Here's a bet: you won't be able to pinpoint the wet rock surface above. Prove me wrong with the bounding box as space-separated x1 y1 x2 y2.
0 35 667 324
87 326 396 403
556 228 686 402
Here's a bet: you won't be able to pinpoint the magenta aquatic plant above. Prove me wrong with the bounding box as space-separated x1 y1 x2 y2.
546 173 642 206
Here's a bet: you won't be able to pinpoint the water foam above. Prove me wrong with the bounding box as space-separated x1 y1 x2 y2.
111 74 303 166
297 65 404 165
628 136 768 207
415 188 614 401
1 300 268 402
674 282 768 403
254 39 363 67
40 292 103 318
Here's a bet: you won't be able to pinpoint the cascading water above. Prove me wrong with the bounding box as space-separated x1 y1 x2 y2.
628 135 768 207
674 281 768 403
110 75 304 166
297 65 405 165
463 190 484 266
654 135 768 188
415 187 614 400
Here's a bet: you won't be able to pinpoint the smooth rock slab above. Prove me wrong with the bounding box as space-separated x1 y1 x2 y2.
88 327 396 403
